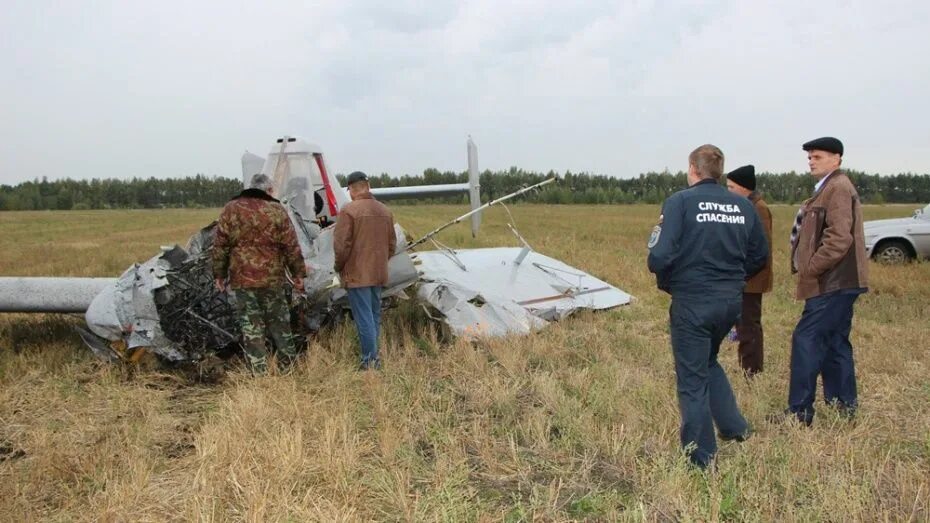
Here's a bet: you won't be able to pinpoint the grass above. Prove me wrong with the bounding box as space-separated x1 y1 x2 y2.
1 203 929 521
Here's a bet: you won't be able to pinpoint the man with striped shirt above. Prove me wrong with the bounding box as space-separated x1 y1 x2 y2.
782 137 869 426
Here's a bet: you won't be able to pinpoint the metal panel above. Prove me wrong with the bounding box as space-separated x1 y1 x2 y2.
413 247 632 337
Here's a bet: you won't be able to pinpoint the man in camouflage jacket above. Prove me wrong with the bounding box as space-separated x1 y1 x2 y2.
213 173 307 374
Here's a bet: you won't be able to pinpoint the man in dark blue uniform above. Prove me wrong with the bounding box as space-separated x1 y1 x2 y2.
647 144 769 469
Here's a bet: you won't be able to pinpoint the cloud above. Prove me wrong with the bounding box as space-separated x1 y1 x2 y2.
1 0 928 185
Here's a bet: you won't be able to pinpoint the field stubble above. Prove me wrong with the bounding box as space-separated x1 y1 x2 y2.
1 204 929 521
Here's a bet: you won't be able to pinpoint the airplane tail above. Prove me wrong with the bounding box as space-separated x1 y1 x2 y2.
244 135 486 236
241 151 265 186
467 136 482 237
367 137 484 236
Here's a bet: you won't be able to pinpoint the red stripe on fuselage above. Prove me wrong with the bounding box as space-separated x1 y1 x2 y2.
314 153 339 216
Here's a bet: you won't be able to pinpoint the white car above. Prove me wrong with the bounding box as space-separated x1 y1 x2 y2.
864 203 930 263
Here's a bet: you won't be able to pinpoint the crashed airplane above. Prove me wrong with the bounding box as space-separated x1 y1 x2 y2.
0 137 632 364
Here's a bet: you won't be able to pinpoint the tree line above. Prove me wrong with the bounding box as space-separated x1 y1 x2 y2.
357 168 930 205
0 175 243 211
2 169 929 211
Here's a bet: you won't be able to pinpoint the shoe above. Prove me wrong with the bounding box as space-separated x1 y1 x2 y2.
686 455 717 473
357 359 382 371
720 427 752 442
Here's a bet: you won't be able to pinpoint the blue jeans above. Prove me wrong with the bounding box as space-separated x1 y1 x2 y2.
347 286 382 367
789 289 863 424
670 295 748 468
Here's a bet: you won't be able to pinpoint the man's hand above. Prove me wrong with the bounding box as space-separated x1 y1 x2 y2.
214 278 226 292
293 278 305 293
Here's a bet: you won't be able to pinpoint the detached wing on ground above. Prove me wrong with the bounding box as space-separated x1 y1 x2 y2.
413 247 631 339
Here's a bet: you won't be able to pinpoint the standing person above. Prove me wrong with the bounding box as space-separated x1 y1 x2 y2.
783 137 868 425
726 165 773 376
213 173 307 375
648 145 769 469
334 171 396 370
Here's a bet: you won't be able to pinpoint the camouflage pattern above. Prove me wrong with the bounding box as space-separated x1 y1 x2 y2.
233 288 298 373
213 189 307 289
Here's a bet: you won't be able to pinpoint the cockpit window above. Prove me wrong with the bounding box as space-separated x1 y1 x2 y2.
266 152 327 220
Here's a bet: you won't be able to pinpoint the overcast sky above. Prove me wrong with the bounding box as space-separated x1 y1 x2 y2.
1 0 928 185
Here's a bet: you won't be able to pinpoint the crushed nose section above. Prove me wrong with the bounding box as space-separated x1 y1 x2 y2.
86 268 134 342
86 251 189 362
154 249 239 361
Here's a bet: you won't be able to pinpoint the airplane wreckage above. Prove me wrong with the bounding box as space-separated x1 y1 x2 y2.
0 137 632 364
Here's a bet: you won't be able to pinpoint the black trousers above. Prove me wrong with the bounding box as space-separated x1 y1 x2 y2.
735 292 763 375
789 290 861 424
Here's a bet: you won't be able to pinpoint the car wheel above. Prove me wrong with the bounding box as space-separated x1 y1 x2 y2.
873 240 914 264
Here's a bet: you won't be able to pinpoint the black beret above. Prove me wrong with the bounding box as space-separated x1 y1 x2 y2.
346 171 369 185
802 137 843 156
726 164 756 191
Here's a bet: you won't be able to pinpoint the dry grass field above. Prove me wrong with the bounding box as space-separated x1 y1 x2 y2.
1 203 929 521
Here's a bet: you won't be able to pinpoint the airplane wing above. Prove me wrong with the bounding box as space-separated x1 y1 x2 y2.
413 247 631 338
369 183 472 200
0 277 116 312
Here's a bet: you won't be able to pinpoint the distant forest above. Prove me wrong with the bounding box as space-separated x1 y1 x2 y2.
2 169 929 211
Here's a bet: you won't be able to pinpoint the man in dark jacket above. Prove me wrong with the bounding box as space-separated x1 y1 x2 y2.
334 171 396 370
726 165 773 376
213 173 307 374
648 144 769 469
784 137 869 425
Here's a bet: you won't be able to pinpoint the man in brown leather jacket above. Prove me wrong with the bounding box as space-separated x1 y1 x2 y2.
784 137 869 425
334 171 396 370
726 165 772 376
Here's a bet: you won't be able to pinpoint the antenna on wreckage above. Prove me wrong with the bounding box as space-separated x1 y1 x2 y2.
402 176 558 253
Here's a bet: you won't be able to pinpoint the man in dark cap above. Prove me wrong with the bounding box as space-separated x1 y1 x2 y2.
781 137 869 425
334 171 396 370
648 145 769 469
726 165 773 376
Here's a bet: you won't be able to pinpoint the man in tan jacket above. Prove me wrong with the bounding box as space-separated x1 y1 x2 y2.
334 171 396 370
784 137 869 426
726 165 773 376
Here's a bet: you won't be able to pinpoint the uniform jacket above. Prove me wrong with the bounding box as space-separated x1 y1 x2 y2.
648 178 769 297
333 193 396 288
791 171 869 300
212 188 306 289
745 192 773 294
